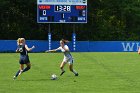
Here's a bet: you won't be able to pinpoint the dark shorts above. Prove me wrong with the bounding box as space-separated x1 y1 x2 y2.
19 55 30 64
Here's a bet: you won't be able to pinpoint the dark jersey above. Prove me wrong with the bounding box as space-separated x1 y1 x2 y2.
17 45 30 64
18 45 28 56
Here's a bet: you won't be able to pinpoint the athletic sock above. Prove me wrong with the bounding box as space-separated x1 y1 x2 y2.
61 68 65 72
72 70 78 75
15 70 20 77
23 67 30 72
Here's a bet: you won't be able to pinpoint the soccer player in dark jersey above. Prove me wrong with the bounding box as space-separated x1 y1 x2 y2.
13 38 35 80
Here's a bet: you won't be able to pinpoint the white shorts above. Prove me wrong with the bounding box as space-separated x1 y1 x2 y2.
63 57 74 64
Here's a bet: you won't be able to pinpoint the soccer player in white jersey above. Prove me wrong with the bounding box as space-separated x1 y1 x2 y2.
47 39 78 76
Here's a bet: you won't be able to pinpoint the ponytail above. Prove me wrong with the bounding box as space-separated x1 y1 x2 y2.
61 39 69 44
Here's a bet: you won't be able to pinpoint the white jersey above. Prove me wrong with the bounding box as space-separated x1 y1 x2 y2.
56 45 72 60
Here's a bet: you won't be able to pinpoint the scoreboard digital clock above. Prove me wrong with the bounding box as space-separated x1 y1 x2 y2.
55 5 71 12
37 0 87 23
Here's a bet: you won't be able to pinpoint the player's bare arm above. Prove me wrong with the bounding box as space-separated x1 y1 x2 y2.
16 49 20 53
25 45 35 51
46 49 57 52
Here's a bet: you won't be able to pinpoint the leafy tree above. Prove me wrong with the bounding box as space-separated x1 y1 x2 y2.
0 0 140 41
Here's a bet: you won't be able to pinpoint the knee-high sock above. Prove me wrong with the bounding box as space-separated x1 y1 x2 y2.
15 70 20 77
23 67 30 72
72 69 78 74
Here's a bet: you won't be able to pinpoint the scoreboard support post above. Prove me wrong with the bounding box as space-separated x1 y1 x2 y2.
72 24 76 52
48 24 51 50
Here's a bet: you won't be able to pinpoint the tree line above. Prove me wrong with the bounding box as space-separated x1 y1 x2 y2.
0 0 140 41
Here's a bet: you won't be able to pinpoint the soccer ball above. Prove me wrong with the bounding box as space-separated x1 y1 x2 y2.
19 48 23 52
51 74 57 80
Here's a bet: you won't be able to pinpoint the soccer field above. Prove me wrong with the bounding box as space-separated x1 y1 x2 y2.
0 52 140 93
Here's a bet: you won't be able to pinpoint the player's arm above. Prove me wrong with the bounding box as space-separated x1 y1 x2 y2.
46 49 57 52
46 49 59 53
16 45 20 52
46 47 61 53
25 45 35 51
16 49 20 53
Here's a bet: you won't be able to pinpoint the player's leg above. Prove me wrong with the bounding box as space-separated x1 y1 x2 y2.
22 56 31 72
13 64 24 80
60 61 66 76
68 59 78 76
23 63 31 72
18 64 24 75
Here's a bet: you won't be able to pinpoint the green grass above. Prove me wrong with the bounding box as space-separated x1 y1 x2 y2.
0 52 140 93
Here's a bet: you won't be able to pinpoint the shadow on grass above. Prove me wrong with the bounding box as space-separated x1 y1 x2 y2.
17 78 51 81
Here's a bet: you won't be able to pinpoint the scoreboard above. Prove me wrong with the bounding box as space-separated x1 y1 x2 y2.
37 0 87 23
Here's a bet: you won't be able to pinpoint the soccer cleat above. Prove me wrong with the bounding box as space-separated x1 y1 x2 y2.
60 71 65 76
13 76 16 80
75 73 79 76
